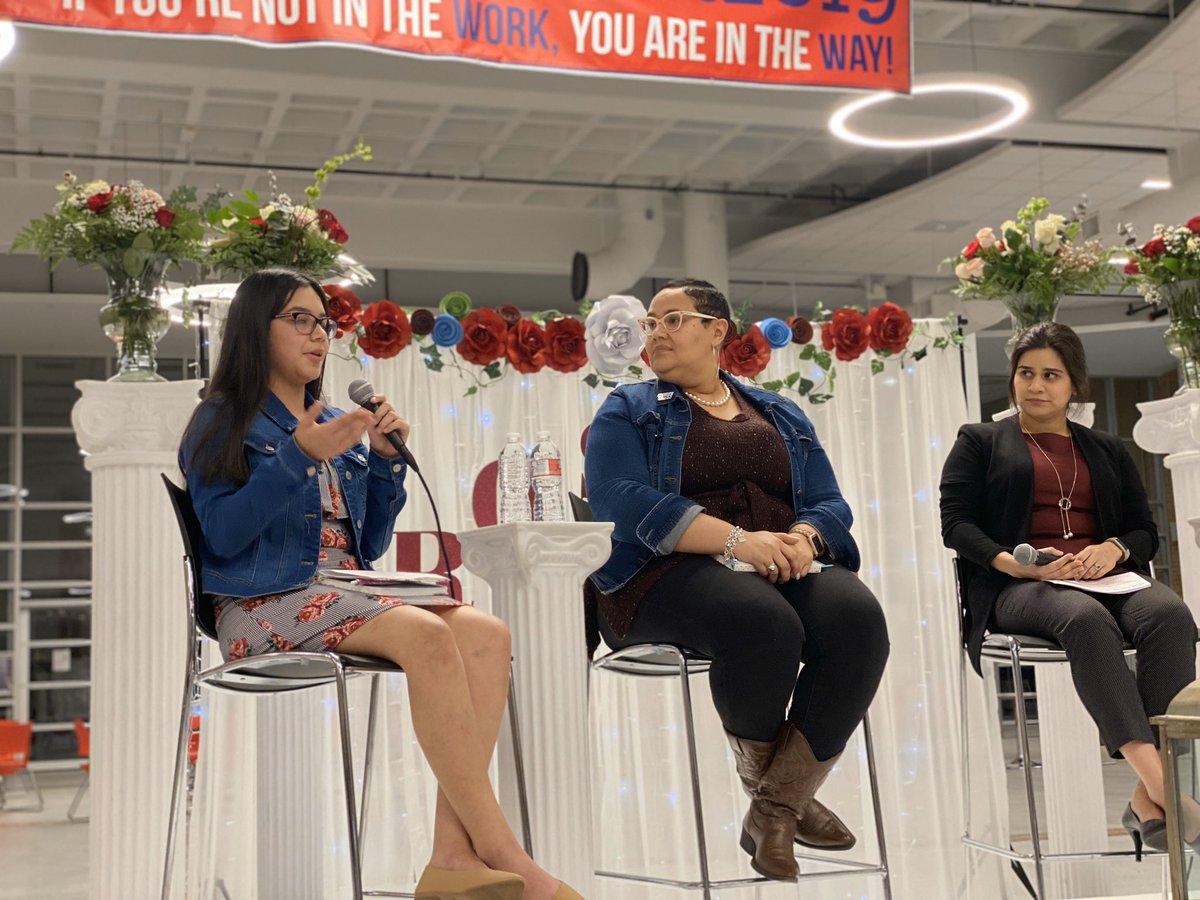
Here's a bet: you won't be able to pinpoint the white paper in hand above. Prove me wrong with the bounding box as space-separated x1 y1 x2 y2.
1048 571 1152 594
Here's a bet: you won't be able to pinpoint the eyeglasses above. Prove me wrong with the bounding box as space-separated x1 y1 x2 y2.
637 311 720 336
273 311 338 340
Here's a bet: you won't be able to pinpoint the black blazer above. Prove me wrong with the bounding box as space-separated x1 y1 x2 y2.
939 416 1157 673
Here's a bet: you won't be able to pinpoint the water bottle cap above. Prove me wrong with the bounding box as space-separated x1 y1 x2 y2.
506 433 522 442
536 430 551 439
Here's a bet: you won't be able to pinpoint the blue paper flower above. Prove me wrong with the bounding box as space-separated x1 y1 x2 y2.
758 317 792 350
431 313 464 348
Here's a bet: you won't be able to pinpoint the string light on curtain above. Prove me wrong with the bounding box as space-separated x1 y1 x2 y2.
828 75 1031 150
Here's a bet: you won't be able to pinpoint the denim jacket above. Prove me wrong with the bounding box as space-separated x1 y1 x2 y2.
585 374 860 593
179 392 408 597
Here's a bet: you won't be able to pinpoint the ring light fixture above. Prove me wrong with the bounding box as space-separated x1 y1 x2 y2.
829 77 1031 150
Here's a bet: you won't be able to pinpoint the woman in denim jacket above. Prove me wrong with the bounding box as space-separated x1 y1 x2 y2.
585 279 889 882
180 269 580 900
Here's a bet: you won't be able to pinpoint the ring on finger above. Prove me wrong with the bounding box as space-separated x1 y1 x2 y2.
767 563 778 572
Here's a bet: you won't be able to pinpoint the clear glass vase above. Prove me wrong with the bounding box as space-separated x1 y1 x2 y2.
1160 280 1200 392
100 261 171 382
1002 291 1061 357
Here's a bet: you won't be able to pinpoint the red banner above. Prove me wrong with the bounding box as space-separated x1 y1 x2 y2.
6 0 910 92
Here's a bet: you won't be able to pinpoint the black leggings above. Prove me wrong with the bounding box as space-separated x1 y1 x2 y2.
599 557 890 760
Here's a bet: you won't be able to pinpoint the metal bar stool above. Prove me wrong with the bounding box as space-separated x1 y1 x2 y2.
160 475 533 900
954 558 1160 899
591 642 893 899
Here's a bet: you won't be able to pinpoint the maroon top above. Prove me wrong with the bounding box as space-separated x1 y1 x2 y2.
1024 431 1099 556
586 393 795 653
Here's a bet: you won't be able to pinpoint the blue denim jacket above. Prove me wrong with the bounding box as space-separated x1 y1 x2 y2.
585 374 860 593
179 392 408 597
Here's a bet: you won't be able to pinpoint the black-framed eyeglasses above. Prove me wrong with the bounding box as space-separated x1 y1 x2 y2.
273 311 338 339
637 311 720 336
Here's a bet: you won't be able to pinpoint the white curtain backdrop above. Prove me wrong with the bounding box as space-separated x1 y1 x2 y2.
183 321 1020 900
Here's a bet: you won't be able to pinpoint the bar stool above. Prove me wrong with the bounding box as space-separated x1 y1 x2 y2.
590 642 893 899
954 558 1160 899
160 475 532 900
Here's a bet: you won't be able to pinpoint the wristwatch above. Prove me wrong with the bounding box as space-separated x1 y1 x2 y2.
792 524 826 558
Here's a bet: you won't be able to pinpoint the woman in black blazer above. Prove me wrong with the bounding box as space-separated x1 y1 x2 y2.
940 322 1197 856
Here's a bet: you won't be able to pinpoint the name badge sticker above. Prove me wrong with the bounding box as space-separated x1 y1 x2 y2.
657 391 675 402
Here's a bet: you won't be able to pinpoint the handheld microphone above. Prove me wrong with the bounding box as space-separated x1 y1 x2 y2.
1013 543 1058 567
347 379 419 473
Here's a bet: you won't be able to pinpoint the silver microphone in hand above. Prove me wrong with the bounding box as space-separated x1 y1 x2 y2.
347 379 419 473
1013 543 1058 567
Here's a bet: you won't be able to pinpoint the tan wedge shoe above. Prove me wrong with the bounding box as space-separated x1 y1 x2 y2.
414 865 525 900
550 882 585 899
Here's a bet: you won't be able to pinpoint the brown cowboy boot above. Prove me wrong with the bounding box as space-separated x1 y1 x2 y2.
769 727 856 851
725 729 799 881
726 728 855 851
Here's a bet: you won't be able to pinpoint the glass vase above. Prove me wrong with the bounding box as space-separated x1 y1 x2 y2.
1160 280 1200 392
100 261 171 382
1002 291 1061 357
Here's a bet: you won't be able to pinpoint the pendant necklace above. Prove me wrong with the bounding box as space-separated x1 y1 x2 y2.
1022 423 1078 540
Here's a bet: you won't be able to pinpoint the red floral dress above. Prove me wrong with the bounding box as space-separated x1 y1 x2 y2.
213 461 461 661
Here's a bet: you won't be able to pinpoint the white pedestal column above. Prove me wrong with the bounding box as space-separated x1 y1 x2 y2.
458 522 613 895
71 379 202 900
1134 389 1200 622
681 192 729 299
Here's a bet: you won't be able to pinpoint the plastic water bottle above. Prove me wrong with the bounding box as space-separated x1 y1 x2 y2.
530 431 565 522
498 433 531 523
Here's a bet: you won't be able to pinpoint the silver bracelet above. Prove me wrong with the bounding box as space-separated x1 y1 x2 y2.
723 526 745 561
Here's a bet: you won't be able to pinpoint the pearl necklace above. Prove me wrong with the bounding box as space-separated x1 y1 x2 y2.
683 383 731 408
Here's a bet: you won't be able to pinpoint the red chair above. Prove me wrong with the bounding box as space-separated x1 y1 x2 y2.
67 719 89 822
0 720 43 813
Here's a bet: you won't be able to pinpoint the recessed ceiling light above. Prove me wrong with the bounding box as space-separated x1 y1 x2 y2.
828 76 1031 150
0 22 15 64
1140 178 1172 191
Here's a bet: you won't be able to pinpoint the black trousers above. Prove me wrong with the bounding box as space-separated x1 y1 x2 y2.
993 577 1197 756
599 557 890 760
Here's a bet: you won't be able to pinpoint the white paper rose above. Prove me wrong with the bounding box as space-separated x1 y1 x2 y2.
585 294 647 376
976 227 998 249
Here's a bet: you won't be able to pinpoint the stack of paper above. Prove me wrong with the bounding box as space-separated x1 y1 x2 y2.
317 569 458 605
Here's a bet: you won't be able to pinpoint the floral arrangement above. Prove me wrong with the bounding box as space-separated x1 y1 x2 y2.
201 141 372 281
13 174 203 288
943 197 1113 326
1119 216 1200 302
327 286 955 403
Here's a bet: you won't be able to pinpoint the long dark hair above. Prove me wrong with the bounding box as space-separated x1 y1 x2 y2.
657 278 734 344
182 268 329 484
1008 321 1091 407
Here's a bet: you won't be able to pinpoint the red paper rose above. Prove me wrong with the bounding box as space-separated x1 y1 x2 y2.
322 284 362 338
507 319 548 374
1141 237 1167 258
786 315 813 344
821 308 870 362
867 302 913 354
1124 259 1141 275
963 239 981 259
358 300 412 359
86 191 112 214
249 215 267 232
1187 216 1200 234
497 304 522 328
317 208 349 244
544 317 588 373
457 308 509 365
410 309 435 336
720 324 771 377
155 207 176 228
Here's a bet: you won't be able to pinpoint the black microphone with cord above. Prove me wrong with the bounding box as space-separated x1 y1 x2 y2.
1013 543 1060 567
348 378 420 473
346 379 456 601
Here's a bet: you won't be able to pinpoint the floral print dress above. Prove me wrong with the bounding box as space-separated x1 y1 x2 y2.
213 461 459 661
